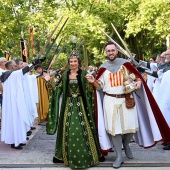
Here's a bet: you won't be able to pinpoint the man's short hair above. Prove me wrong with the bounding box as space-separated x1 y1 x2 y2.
14 58 22 65
5 60 13 69
105 42 116 48
0 57 6 63
34 64 42 70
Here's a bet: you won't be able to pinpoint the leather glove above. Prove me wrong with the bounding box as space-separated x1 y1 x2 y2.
136 67 147 73
32 58 40 65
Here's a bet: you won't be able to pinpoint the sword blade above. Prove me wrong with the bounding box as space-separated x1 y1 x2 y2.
49 38 71 69
99 28 130 58
37 16 64 58
43 17 69 60
111 23 139 66
47 38 63 70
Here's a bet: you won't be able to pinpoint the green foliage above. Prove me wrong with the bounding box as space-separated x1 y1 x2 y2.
0 0 169 63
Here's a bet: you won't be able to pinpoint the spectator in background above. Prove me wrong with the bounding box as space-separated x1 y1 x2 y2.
87 65 95 75
149 56 156 63
81 65 86 70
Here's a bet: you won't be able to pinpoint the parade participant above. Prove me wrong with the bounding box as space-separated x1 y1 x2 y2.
46 53 101 168
0 58 44 149
0 57 7 107
14 60 38 136
149 56 156 63
146 56 157 92
0 57 7 129
14 58 24 70
0 57 7 71
86 42 170 168
136 52 167 102
34 64 50 124
5 60 17 71
157 49 170 150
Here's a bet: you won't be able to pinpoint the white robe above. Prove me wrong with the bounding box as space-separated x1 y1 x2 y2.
1 70 32 146
29 74 38 104
146 63 158 92
159 70 170 126
22 73 38 123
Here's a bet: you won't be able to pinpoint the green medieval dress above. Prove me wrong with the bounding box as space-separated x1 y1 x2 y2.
46 69 101 168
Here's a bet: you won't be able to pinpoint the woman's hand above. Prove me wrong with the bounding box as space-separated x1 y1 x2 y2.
85 74 95 83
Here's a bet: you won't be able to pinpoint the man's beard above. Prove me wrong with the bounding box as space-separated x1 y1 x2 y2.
165 59 170 63
108 55 117 61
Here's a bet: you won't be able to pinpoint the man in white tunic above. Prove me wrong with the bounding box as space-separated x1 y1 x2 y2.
158 48 170 150
86 42 141 168
86 42 170 168
136 51 167 103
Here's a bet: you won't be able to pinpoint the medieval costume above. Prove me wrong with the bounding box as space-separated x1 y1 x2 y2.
1 67 35 147
46 69 101 169
36 76 49 123
159 70 170 126
95 58 170 154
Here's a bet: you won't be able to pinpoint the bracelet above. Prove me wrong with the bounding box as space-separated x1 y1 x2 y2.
92 80 100 88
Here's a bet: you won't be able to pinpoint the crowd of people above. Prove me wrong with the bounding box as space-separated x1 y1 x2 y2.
0 42 170 169
136 49 170 150
0 58 47 149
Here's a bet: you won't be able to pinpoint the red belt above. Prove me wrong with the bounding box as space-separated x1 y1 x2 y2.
104 92 131 98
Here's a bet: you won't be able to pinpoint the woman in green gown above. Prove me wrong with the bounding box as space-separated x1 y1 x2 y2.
46 55 101 168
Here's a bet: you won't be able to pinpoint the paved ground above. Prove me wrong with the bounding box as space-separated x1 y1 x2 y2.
0 118 170 170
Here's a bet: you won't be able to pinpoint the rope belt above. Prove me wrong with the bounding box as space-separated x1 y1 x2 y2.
104 92 131 98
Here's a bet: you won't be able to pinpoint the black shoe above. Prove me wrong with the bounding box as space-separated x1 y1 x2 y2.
162 142 170 146
11 144 23 150
27 131 32 136
53 157 64 163
26 137 29 140
19 143 26 146
31 127 36 130
99 155 105 162
163 143 170 150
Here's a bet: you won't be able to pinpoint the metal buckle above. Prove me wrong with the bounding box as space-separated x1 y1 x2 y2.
115 94 123 98
115 94 119 98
